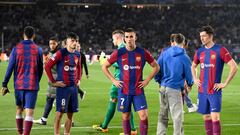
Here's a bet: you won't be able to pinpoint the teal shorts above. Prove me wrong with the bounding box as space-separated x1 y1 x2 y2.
110 84 118 99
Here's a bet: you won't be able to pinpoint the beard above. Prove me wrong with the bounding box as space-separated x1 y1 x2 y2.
70 44 76 50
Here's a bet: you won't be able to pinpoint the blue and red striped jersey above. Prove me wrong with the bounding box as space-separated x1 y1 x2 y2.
193 44 232 94
45 48 81 86
107 47 154 95
2 40 43 90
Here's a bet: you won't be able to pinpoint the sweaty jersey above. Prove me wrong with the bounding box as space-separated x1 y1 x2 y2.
107 46 154 95
2 40 43 90
45 48 81 86
193 44 232 94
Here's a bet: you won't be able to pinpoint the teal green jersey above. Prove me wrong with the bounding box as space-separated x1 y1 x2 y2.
112 43 125 80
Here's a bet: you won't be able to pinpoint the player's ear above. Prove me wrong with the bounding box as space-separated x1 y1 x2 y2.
32 34 36 40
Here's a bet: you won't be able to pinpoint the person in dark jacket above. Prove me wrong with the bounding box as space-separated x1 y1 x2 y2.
76 40 88 100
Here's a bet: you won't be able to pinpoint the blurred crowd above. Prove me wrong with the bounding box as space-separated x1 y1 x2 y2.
1 3 240 62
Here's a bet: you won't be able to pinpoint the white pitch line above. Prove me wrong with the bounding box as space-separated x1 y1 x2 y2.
0 124 240 131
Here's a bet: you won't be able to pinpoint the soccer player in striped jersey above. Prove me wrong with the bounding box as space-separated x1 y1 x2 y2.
93 29 137 135
102 28 159 135
192 25 238 135
45 32 81 135
1 26 43 135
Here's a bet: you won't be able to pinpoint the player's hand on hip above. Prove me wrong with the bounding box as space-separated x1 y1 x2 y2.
194 78 201 87
186 86 192 93
138 80 149 88
1 87 10 96
113 80 123 88
52 81 66 87
214 83 226 91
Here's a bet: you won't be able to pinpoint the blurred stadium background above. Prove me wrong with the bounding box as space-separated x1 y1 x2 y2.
0 0 240 135
1 0 240 61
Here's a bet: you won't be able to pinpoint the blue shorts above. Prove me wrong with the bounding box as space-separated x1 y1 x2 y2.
15 90 38 109
56 86 78 113
118 91 147 112
198 93 222 114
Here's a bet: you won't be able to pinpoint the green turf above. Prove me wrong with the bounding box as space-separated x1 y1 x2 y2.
0 61 239 135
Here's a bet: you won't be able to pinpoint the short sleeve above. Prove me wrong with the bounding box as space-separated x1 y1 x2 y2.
107 50 118 65
144 49 154 64
193 50 200 64
220 46 232 63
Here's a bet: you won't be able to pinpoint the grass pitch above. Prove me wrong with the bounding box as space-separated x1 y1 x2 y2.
0 61 239 135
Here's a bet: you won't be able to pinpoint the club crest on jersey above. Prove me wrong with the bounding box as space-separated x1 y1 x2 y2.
75 57 78 65
211 55 216 59
120 105 124 110
136 56 141 62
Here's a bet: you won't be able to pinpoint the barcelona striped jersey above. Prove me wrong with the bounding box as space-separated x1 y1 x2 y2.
2 40 43 90
45 48 81 86
107 47 154 95
193 44 232 94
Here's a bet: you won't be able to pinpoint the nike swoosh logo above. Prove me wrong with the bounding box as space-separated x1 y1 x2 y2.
211 108 217 111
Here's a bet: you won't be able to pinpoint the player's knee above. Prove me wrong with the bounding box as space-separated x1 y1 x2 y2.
139 110 148 120
111 98 117 103
25 108 34 116
122 112 131 120
211 112 220 121
56 112 64 118
203 114 211 120
139 114 148 120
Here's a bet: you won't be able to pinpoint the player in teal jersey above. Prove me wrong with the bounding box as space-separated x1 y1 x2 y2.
93 30 137 135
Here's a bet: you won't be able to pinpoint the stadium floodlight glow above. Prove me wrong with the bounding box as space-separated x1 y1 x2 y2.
137 5 144 9
122 5 127 8
85 5 89 8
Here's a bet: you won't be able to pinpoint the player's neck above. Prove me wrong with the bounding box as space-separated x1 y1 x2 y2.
67 47 75 53
205 41 214 49
126 45 136 51
24 38 33 41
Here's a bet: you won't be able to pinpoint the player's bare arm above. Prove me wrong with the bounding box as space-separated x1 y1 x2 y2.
51 81 66 87
102 60 123 88
191 62 201 87
138 60 159 88
214 59 238 91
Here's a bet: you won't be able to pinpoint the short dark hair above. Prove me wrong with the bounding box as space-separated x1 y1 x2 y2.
170 33 185 44
49 36 59 42
183 38 189 48
125 28 136 33
112 29 124 36
199 25 214 35
24 26 35 39
66 32 79 40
